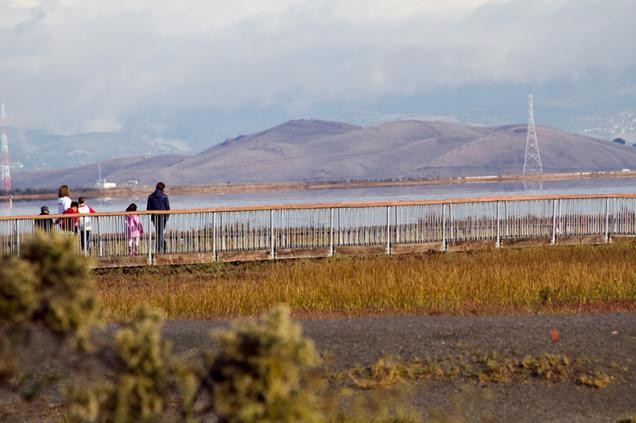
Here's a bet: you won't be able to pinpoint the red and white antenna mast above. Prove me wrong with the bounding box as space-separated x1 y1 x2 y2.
1 103 11 192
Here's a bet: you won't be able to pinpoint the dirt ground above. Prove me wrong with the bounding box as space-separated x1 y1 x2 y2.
2 313 635 422
163 313 636 422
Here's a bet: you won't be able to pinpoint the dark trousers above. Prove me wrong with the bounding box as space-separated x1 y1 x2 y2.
79 230 91 252
151 215 168 253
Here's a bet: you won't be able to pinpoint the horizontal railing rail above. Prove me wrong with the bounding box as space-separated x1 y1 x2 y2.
3 192 636 221
0 193 634 266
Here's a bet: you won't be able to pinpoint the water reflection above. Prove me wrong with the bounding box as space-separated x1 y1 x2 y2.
522 180 544 192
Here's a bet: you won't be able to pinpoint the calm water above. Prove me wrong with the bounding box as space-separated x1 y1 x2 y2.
2 177 634 217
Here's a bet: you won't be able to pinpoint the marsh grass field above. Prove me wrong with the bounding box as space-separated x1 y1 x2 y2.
96 241 636 320
4 235 636 422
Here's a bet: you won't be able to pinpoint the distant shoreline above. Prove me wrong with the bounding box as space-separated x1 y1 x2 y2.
2 170 635 202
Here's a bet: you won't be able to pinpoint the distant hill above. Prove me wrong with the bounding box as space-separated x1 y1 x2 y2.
12 154 188 190
12 118 636 190
8 128 192 169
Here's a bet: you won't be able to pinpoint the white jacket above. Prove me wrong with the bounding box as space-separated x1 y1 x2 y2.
57 196 71 214
77 204 95 231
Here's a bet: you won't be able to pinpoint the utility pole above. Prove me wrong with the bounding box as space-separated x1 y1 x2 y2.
1 103 11 192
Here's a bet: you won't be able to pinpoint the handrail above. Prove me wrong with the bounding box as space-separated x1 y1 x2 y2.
1 193 634 266
3 192 636 221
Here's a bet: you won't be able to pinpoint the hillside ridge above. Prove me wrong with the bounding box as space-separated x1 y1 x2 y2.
12 119 636 189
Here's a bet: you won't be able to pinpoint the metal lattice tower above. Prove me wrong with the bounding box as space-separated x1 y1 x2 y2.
523 94 542 175
1 104 10 192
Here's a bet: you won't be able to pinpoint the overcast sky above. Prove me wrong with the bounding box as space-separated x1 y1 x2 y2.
1 0 635 135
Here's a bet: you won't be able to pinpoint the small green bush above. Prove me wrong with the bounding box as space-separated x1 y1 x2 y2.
0 233 100 342
67 306 178 423
0 256 38 323
2 236 423 421
199 305 322 423
109 307 173 421
21 233 100 340
0 233 101 388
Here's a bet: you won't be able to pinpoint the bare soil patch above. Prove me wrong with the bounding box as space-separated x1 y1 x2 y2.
162 313 636 422
2 314 635 421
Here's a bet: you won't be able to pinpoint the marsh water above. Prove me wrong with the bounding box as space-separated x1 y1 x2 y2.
2 177 634 217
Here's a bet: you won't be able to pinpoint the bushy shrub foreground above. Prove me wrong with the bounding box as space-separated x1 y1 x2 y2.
2 235 624 422
0 233 99 342
2 235 418 422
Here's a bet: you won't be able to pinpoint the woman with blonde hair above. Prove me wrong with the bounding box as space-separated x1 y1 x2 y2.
57 184 71 214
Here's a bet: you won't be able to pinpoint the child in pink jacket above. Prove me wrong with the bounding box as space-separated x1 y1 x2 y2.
125 203 144 255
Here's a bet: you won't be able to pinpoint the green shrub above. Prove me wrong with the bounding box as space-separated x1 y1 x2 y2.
0 233 100 342
1 236 421 421
199 305 322 423
0 233 100 388
0 256 38 323
66 306 179 423
20 233 100 341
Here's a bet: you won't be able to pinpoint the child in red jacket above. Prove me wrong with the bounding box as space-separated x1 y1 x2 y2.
59 201 79 232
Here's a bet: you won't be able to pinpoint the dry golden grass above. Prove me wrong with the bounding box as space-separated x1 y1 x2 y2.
337 352 619 390
95 242 636 320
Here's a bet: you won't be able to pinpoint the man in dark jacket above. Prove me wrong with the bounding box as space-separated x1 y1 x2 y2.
146 182 170 253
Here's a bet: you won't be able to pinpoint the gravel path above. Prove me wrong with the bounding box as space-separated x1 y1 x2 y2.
163 313 636 422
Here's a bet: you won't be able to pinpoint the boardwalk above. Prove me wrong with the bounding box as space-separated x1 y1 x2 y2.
1 193 635 268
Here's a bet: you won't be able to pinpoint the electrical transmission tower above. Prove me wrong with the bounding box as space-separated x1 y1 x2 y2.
523 94 542 176
1 103 10 192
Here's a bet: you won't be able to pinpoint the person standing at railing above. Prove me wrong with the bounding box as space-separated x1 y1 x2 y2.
124 203 144 255
34 206 54 233
56 184 72 228
59 201 79 232
77 197 96 252
57 185 72 213
146 182 170 253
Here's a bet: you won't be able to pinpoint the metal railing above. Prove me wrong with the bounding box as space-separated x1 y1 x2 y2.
1 193 634 266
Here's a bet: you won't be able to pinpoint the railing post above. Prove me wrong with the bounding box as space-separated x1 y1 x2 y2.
15 220 20 256
613 198 617 234
329 208 334 257
395 206 400 244
337 208 341 246
496 201 501 248
604 197 610 243
449 203 454 243
82 219 88 256
385 205 391 255
220 213 225 251
147 215 153 265
504 201 509 237
558 199 562 237
441 204 447 252
270 209 275 259
212 212 216 262
97 217 103 257
551 198 557 245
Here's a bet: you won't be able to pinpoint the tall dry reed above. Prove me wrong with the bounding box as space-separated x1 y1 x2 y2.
96 243 636 320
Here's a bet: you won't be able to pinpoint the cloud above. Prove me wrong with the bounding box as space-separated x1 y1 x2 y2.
0 0 634 134
82 117 122 133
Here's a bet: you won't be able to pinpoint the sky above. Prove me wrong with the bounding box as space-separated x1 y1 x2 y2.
1 0 635 141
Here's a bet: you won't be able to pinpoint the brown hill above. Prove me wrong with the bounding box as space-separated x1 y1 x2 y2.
12 119 636 189
12 154 188 190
